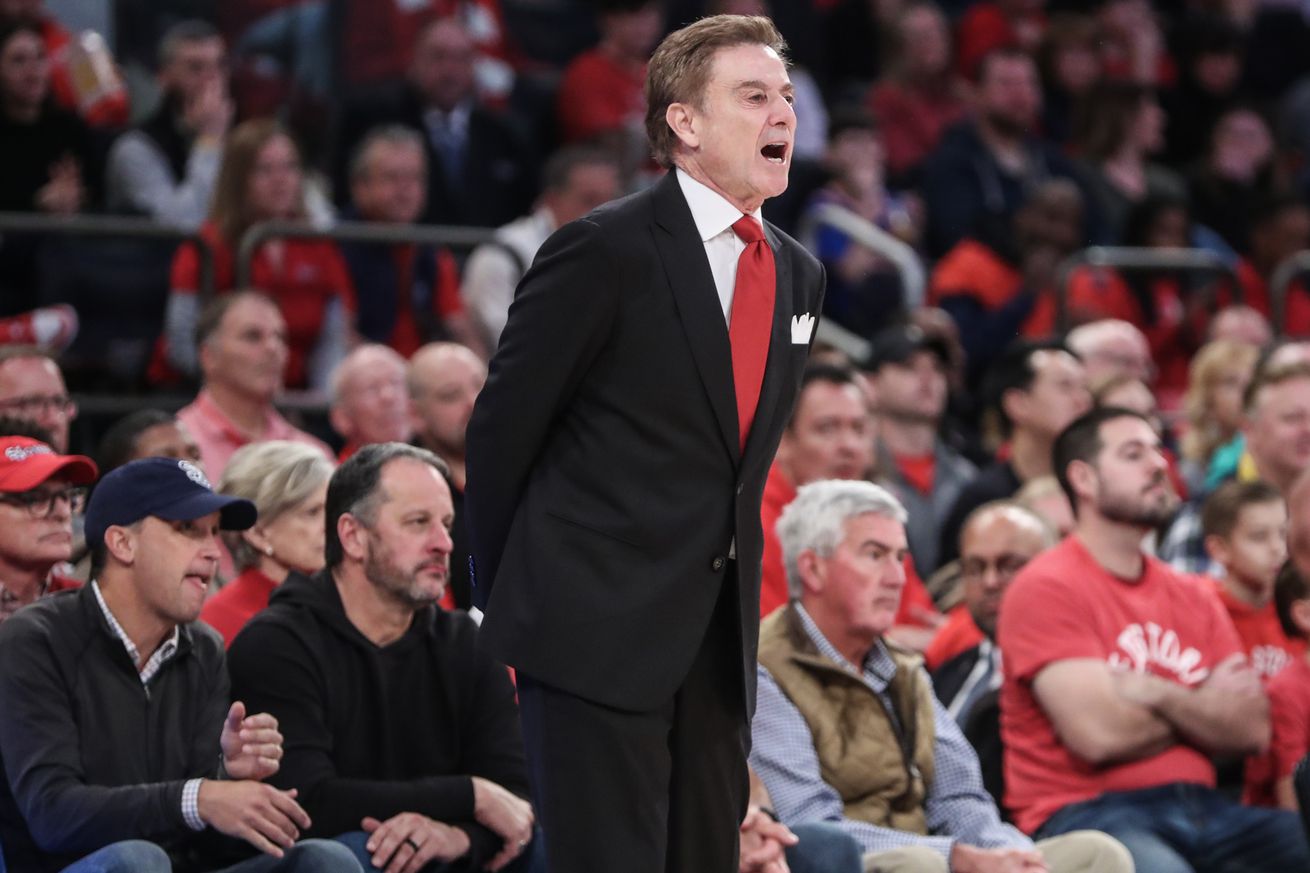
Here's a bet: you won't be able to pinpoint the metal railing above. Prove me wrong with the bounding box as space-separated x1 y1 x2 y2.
0 211 215 297
1269 251 1310 336
236 220 496 287
797 203 926 308
1055 246 1237 334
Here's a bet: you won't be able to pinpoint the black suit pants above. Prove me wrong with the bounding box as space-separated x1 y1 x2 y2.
516 570 749 873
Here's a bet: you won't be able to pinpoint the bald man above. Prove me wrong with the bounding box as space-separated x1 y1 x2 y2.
328 343 413 462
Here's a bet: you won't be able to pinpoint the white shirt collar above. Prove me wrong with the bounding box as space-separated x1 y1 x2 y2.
675 167 764 243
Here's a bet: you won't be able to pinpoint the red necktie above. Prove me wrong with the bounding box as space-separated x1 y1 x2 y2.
729 215 776 452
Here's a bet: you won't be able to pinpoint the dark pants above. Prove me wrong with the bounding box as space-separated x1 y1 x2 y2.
1037 782 1310 873
516 577 749 873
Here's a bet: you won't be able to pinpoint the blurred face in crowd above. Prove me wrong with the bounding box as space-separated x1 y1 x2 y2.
333 347 413 447
0 356 75 452
114 512 223 625
669 41 796 214
1145 205 1189 249
899 4 951 79
977 52 1041 138
1130 96 1166 156
1210 108 1273 183
603 3 663 59
0 471 80 581
1099 378 1162 435
1073 324 1153 385
1208 499 1287 602
959 506 1048 639
133 420 203 469
801 512 908 657
778 379 873 487
352 139 427 225
246 133 302 220
826 126 884 194
873 350 947 425
1208 362 1252 434
1193 50 1241 97
1209 307 1271 348
409 344 486 458
1244 375 1310 490
544 161 622 226
161 36 226 103
357 459 454 608
1075 415 1179 528
1051 38 1099 95
410 19 476 112
0 28 47 113
202 296 289 402
250 482 328 578
0 0 41 21
1007 350 1090 442
1252 206 1310 273
1015 184 1084 256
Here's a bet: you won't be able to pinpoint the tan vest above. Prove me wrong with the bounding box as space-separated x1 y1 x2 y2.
757 606 937 834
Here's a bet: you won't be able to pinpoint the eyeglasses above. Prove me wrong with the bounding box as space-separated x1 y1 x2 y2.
0 394 76 418
959 553 1030 582
0 486 87 518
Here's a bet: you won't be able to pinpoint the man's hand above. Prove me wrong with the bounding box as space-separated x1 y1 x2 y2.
35 157 82 215
739 806 796 873
220 701 283 781
362 812 471 873
471 776 534 871
196 780 310 857
949 843 1049 873
184 78 233 141
1202 654 1263 698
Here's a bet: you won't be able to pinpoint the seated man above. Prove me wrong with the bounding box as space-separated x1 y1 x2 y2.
227 443 540 872
752 478 1132 873
999 406 1310 872
327 344 413 462
0 457 362 873
0 431 95 624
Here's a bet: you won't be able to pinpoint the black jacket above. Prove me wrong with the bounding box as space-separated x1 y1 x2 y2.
466 171 826 714
226 572 527 870
0 586 230 873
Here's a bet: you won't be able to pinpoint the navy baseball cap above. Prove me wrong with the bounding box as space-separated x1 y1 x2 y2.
84 457 257 547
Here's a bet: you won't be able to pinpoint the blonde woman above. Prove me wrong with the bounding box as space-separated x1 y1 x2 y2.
1180 340 1259 493
200 440 334 645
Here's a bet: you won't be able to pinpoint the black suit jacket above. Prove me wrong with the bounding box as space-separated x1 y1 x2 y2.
465 171 825 714
334 84 535 228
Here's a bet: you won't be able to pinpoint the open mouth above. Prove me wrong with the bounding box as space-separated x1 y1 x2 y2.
761 143 788 163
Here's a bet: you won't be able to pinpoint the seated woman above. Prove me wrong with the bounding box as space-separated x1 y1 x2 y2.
201 439 334 645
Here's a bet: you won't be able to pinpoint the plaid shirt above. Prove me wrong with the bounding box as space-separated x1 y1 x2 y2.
91 582 206 831
1158 500 1222 578
750 604 1031 859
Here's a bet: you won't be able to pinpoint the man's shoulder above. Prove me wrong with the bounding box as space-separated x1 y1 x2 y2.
0 587 86 641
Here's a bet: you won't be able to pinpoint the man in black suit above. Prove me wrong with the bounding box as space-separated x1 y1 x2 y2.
465 14 825 873
932 500 1053 807
333 17 534 227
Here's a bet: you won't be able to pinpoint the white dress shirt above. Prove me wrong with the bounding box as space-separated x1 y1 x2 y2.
675 168 764 325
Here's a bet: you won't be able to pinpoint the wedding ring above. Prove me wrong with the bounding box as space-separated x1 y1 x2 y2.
404 837 421 851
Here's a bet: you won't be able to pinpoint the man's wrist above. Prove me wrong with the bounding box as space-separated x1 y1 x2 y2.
182 778 206 831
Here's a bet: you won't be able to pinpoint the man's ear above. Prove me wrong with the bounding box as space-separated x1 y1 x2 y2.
1291 597 1310 638
796 549 825 596
1066 459 1097 506
665 102 699 150
1203 533 1231 568
337 513 368 563
104 524 137 567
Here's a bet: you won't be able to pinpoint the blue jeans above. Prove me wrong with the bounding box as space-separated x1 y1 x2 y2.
57 839 363 873
1037 782 1310 873
786 822 863 873
335 829 546 873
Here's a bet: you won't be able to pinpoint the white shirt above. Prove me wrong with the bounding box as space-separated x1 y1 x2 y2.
675 168 764 324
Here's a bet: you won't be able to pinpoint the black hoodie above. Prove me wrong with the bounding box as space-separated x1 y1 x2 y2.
226 571 527 869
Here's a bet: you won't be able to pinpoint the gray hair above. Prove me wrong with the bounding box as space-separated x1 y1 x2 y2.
776 479 907 600
348 125 426 183
219 440 335 570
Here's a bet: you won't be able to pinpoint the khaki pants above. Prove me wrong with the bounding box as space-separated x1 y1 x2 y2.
863 830 1134 873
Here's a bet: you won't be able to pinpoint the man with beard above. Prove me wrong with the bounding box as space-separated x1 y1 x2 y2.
997 407 1310 872
921 47 1091 258
226 443 540 873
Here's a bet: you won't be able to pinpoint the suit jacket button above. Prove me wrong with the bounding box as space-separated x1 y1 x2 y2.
711 556 726 572
736 483 744 495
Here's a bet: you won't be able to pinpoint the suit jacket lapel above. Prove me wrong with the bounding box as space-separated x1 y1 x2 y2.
742 221 795 467
652 173 740 466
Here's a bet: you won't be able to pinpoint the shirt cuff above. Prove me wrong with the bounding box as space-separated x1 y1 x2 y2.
182 778 206 831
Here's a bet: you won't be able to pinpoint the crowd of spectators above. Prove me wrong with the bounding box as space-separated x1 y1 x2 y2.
7 0 1310 870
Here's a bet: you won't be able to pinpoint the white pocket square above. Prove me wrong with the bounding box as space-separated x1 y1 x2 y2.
791 313 815 344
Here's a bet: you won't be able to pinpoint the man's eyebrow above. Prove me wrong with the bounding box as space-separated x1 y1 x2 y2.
858 537 901 552
732 79 794 93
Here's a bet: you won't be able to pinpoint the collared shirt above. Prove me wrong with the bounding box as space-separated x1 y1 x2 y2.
750 604 1031 860
91 581 205 831
944 639 1003 726
675 167 764 324
176 389 333 482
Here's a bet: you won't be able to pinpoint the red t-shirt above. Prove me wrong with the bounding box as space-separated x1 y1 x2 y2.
924 604 985 671
1211 580 1305 681
1245 656 1310 806
169 222 357 389
998 536 1243 834
556 50 646 144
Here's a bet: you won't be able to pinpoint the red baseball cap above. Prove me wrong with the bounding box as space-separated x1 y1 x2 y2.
0 436 98 493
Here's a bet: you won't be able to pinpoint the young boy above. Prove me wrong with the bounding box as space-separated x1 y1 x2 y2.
1202 480 1303 679
1245 561 1310 809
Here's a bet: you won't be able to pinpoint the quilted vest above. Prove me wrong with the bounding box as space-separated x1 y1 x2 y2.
757 605 937 833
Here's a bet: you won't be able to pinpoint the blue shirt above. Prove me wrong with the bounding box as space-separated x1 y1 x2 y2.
749 604 1031 859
